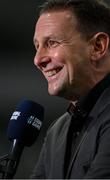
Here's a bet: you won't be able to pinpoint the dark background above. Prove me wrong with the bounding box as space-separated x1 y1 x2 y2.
0 0 110 178
0 0 68 178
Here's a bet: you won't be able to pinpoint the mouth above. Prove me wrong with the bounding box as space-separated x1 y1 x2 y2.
44 67 62 79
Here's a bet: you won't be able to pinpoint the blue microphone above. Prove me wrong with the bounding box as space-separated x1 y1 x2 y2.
3 100 44 179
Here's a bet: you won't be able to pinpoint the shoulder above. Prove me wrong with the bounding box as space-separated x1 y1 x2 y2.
90 86 110 119
88 87 110 136
46 112 71 142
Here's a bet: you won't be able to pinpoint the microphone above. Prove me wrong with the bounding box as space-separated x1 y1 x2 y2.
3 99 44 179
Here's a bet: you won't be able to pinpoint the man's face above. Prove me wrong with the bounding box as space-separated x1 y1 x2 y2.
34 10 94 101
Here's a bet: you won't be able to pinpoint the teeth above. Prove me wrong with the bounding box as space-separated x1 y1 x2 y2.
47 69 59 77
47 70 57 77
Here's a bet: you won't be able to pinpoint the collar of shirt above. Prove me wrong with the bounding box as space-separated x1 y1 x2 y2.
67 73 110 117
67 73 110 131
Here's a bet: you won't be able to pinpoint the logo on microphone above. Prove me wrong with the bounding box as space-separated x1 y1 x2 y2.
10 111 21 120
27 116 42 130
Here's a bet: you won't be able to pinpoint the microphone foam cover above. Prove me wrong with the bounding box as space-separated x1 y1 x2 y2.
7 100 44 146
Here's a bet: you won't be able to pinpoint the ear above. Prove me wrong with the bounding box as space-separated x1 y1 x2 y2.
90 32 109 61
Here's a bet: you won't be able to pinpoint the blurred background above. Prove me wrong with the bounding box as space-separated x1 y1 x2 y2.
0 0 68 178
0 0 110 178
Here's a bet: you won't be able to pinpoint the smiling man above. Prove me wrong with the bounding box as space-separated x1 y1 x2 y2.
33 7 96 100
31 0 110 179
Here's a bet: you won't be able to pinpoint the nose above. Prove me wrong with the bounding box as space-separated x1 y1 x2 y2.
34 47 51 70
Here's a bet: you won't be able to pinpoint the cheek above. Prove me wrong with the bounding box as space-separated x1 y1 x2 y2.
65 53 82 84
50 46 67 63
53 52 58 58
54 48 75 76
67 62 75 84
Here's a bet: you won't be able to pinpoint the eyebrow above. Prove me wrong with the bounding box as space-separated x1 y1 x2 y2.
33 36 51 47
33 34 64 48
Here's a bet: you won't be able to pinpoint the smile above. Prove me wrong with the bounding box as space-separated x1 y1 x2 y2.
46 68 62 77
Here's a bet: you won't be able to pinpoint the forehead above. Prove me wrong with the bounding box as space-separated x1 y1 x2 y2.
34 10 77 38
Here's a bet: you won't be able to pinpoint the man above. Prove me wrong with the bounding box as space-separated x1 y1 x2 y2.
31 0 110 178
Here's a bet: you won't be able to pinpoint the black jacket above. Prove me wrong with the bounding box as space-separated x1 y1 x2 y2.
31 75 110 179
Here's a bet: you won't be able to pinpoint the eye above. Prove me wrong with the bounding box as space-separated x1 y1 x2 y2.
47 39 59 48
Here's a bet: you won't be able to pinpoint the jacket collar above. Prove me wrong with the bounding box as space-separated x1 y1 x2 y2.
67 73 110 118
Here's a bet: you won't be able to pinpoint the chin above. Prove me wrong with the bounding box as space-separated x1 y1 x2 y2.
48 90 59 96
48 86 68 99
48 86 62 97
